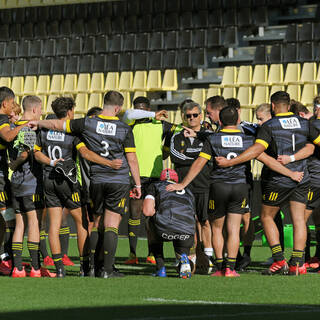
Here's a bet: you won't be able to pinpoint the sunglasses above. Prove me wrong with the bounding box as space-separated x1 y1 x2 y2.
186 113 200 119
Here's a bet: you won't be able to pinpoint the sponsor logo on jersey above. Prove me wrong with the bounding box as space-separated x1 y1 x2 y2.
47 130 65 141
221 135 243 148
279 117 301 129
96 121 117 136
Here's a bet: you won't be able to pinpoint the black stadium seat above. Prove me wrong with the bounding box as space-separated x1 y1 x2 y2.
134 51 149 70
88 3 101 19
149 51 163 69
120 52 133 71
283 42 298 63
179 30 193 49
127 0 140 16
34 22 47 39
6 41 18 58
163 50 177 69
113 1 128 17
52 56 65 74
85 19 99 36
138 14 153 33
56 38 69 56
193 29 206 48
99 18 112 35
60 20 72 37
192 48 207 68
136 33 150 52
95 35 108 53
298 22 313 42
37 6 50 22
0 25 9 41
285 24 298 43
109 34 123 53
178 49 191 69
164 31 178 50
153 14 166 31
2 59 14 76
39 57 53 75
253 45 268 64
79 55 93 73
150 32 164 51
93 54 106 73
298 42 314 62
69 37 82 55
167 0 180 12
72 19 85 37
269 43 283 63
123 33 136 52
107 53 120 72
100 2 113 17
62 5 75 21
21 22 34 39
166 12 180 30
75 4 88 20
9 24 21 40
66 55 79 74
126 15 138 33
27 58 40 75
29 39 43 57
154 0 166 13
0 42 6 59
18 40 30 58
180 11 193 30
207 28 222 48
13 58 26 76
43 38 56 57
47 21 60 38
83 36 95 55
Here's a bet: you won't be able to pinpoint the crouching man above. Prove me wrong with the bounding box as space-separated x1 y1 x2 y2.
142 169 196 279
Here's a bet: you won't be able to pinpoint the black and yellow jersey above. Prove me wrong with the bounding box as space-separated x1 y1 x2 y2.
308 118 320 187
0 114 9 179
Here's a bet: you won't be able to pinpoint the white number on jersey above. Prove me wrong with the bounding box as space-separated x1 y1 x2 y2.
48 145 62 161
100 141 110 157
226 152 238 160
176 189 186 195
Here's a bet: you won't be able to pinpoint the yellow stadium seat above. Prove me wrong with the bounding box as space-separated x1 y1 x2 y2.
119 72 133 92
120 91 131 110
286 84 301 101
11 77 24 97
191 88 206 107
173 110 183 125
270 85 285 96
219 66 237 87
90 73 104 93
63 74 77 94
147 70 162 91
46 95 60 114
132 71 147 91
29 0 43 5
75 93 88 115
267 64 284 85
283 63 301 85
17 0 30 6
105 72 119 91
296 62 317 84
0 77 11 87
236 65 252 87
301 84 318 106
222 87 236 99
88 93 102 110
207 87 221 98
38 95 47 113
50 75 64 95
77 73 91 93
237 87 252 108
23 76 37 95
132 91 147 103
252 86 269 107
36 75 50 95
162 70 178 91
252 65 268 86
240 108 253 122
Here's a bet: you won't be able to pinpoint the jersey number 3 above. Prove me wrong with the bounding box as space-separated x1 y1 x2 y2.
100 141 110 157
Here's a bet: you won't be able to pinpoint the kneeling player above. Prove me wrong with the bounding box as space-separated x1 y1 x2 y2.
143 169 196 278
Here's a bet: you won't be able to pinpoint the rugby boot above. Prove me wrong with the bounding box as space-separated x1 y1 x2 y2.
146 255 156 264
12 267 26 278
0 259 12 275
56 268 66 278
40 267 56 278
308 256 320 269
28 267 41 278
43 256 54 266
153 267 167 277
211 270 224 277
100 270 125 278
124 252 138 265
289 263 307 275
261 259 289 275
236 255 251 271
62 254 74 266
225 268 240 277
179 254 191 279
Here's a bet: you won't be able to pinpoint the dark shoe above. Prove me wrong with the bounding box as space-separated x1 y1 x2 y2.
236 255 251 271
100 271 124 278
56 268 66 278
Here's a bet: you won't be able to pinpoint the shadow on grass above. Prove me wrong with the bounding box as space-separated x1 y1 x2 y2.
1 304 320 320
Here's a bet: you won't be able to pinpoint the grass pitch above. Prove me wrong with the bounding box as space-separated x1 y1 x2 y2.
1 238 320 320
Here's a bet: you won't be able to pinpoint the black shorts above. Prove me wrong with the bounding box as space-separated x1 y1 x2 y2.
262 182 309 207
194 192 209 223
0 177 11 209
12 194 44 214
44 177 82 210
90 183 130 216
208 183 249 219
306 185 320 210
130 177 159 199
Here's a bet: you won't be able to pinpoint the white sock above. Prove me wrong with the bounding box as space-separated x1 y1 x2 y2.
204 248 213 257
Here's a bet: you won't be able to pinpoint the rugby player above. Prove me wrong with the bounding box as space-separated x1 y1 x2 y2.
30 91 141 278
143 168 195 279
216 91 319 275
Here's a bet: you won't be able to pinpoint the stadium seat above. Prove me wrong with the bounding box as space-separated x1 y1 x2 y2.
253 45 268 65
38 95 47 114
150 32 164 51
178 49 191 69
90 73 104 93
77 74 91 93
43 38 56 57
301 84 318 107
207 87 221 98
283 43 298 63
66 56 79 74
119 72 133 92
252 65 268 86
0 77 11 88
11 76 24 96
105 72 119 91
6 41 18 58
180 11 193 30
299 42 314 62
79 55 93 74
295 62 317 84
120 91 131 110
50 75 64 95
285 24 298 42
83 36 95 55
269 44 283 64
252 86 269 107
298 22 313 42
191 88 206 107
236 65 252 87
283 63 301 85
23 76 37 95
222 87 236 99
30 39 43 58
162 70 178 91
39 57 53 75
133 91 147 102
173 110 183 125
163 51 177 69
149 51 163 70
36 75 50 96
132 71 147 91
56 38 69 56
63 74 77 94
123 33 136 52
270 85 285 96
88 93 102 110
147 70 162 91
165 31 178 50
267 64 284 85
134 52 148 71
286 84 301 101
207 28 222 48
237 86 252 108
70 37 82 55
219 66 237 88
74 93 88 116
120 52 133 72
180 30 193 49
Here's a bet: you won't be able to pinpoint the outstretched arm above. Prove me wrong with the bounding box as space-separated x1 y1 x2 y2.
277 143 315 165
28 119 65 131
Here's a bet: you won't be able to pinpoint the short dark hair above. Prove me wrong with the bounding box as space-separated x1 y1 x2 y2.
226 98 240 110
87 106 102 117
289 100 309 115
179 99 194 111
22 95 42 112
205 95 226 110
270 91 290 105
51 97 75 119
219 106 238 126
133 96 150 109
313 96 320 106
103 91 124 107
0 86 15 106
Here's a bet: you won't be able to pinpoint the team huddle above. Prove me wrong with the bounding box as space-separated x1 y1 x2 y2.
0 85 319 278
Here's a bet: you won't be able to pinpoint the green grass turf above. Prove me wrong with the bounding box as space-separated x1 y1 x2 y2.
1 238 320 320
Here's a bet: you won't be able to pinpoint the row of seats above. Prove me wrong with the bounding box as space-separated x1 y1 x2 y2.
0 49 208 76
0 69 177 98
285 22 320 42
0 29 223 59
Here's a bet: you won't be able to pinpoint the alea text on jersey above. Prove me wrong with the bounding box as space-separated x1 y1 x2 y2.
96 121 117 136
279 117 301 130
47 130 65 141
221 135 243 148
